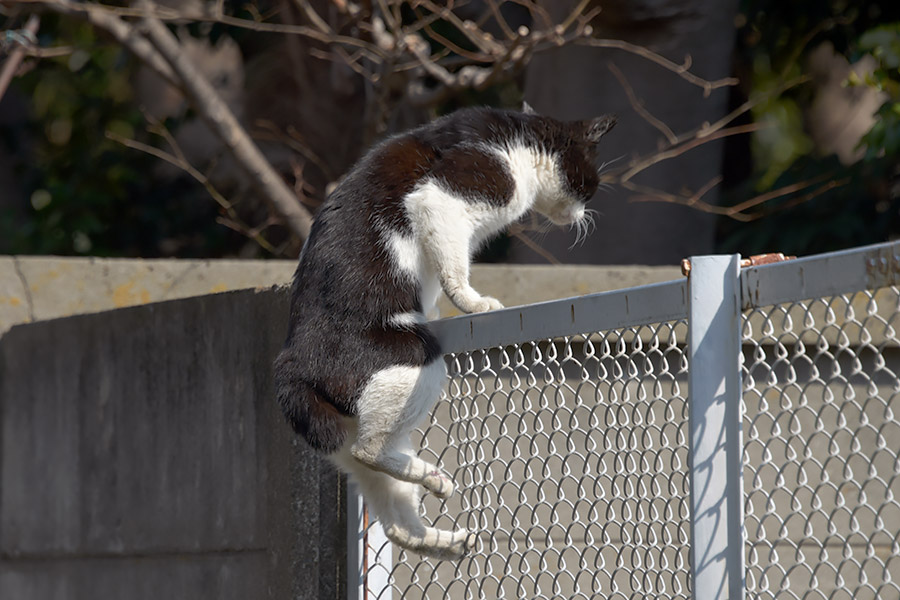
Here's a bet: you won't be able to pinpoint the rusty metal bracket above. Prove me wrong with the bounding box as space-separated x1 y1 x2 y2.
681 253 796 277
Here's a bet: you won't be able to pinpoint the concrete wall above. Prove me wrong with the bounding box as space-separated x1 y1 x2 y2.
0 257 683 600
0 287 344 600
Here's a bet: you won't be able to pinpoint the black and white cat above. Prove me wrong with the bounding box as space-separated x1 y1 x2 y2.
273 104 615 560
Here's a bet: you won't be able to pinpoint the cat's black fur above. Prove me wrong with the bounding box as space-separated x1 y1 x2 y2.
273 106 614 453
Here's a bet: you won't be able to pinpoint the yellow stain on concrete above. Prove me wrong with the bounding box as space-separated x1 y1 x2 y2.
0 296 22 306
209 283 228 293
112 281 152 308
28 267 64 294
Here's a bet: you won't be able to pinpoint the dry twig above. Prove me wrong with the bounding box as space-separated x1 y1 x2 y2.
105 121 283 255
136 0 313 239
0 13 39 100
626 175 851 222
607 61 677 145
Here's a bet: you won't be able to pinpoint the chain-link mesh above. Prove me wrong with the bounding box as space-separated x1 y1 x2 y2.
357 252 900 600
363 322 693 600
742 287 900 600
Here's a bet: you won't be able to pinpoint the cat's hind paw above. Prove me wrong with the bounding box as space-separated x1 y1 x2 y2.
439 530 478 561
423 469 455 499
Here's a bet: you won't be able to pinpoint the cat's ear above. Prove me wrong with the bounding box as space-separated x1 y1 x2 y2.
522 101 537 115
584 114 617 144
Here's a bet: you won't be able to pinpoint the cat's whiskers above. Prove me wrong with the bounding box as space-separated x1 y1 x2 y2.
596 153 626 177
568 210 591 249
582 208 597 239
581 209 600 247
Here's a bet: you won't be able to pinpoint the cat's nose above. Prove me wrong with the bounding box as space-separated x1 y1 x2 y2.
561 204 584 224
572 205 585 222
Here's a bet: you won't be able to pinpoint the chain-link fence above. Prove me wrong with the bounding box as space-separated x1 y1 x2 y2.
348 243 900 600
742 287 900 600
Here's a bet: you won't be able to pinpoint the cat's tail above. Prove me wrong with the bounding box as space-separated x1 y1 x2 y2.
273 352 347 453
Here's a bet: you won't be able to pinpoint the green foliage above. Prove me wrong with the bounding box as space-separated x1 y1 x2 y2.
1 22 138 255
855 23 900 160
859 23 900 74
0 16 238 257
720 1 900 256
719 154 899 255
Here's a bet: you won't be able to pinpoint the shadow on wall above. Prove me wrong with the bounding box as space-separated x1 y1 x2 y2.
0 288 344 600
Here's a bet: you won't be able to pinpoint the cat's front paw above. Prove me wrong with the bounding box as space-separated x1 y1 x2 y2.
470 296 504 313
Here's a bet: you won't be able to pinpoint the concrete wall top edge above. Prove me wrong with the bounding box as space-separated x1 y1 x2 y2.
0 256 682 336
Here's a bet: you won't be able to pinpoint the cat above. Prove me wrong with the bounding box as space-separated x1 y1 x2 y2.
273 104 616 560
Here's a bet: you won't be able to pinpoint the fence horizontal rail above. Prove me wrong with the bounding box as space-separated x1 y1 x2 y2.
432 279 688 355
741 241 900 310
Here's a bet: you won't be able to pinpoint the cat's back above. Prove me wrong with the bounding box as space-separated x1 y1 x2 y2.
289 108 518 307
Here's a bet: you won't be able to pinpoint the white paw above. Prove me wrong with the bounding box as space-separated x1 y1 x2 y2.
469 295 504 313
447 530 478 559
464 531 477 552
423 469 455 499
426 530 477 561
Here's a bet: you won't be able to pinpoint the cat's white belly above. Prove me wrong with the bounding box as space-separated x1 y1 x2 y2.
354 359 447 434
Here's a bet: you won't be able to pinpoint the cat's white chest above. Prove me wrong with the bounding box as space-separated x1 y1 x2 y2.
386 231 441 317
387 232 421 275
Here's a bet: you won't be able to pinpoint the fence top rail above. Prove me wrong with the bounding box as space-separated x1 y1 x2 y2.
431 241 899 356
740 240 900 310
431 278 687 355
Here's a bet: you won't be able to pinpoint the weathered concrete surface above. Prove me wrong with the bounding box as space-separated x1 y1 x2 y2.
0 255 682 333
2 554 269 600
0 256 297 333
0 287 343 600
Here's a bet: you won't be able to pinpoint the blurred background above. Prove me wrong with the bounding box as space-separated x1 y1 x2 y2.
0 0 898 266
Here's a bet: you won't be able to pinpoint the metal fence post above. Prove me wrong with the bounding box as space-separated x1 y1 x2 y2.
687 255 745 600
346 483 393 600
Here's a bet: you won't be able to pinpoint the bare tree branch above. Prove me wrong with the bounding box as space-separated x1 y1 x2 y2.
509 228 562 264
15 0 179 84
625 175 851 222
135 0 313 240
607 61 677 145
0 13 39 101
616 123 763 184
105 127 282 255
4 0 765 251
600 75 811 194
15 0 386 58
578 37 738 97
14 0 739 109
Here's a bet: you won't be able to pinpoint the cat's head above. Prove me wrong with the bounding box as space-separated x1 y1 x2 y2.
523 104 616 228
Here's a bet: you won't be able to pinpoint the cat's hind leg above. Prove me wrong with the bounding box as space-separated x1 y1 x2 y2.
350 359 454 498
334 451 476 560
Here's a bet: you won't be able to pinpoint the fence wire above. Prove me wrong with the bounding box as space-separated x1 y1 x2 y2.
364 322 693 600
741 286 900 600
357 248 900 600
